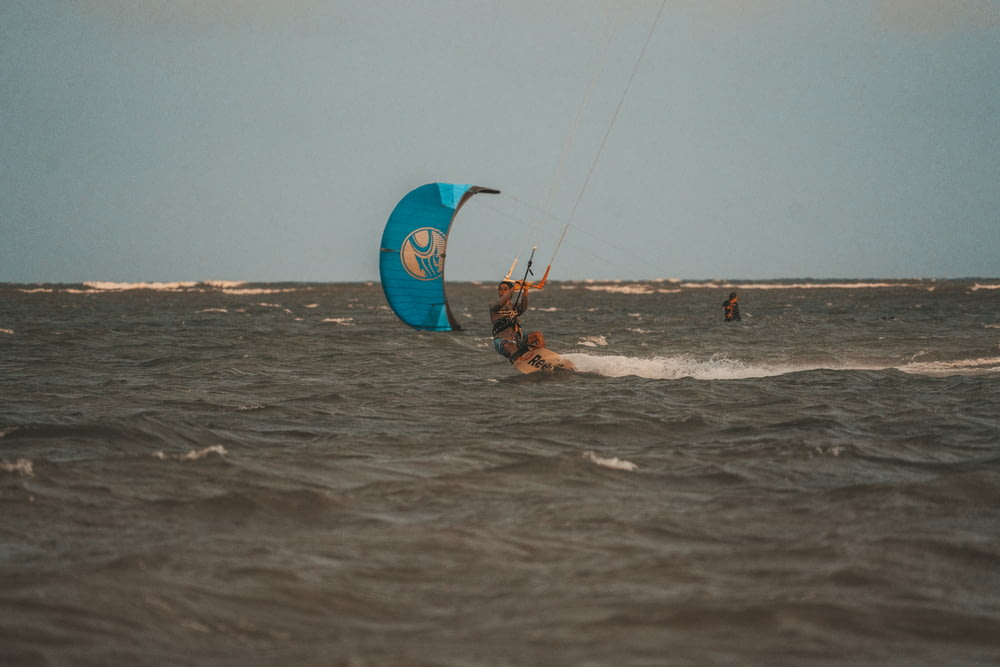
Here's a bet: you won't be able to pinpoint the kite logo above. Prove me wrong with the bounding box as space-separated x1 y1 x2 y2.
400 227 446 280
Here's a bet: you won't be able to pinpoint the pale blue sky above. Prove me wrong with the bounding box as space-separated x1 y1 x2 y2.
2 0 998 283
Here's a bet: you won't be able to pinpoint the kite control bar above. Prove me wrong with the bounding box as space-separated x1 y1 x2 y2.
503 247 551 293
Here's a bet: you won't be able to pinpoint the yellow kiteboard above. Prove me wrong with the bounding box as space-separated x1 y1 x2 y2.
509 332 576 374
511 347 577 374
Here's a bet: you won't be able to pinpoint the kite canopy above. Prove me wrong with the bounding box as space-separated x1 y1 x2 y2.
379 183 499 331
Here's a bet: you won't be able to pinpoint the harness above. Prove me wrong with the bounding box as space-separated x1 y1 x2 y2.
491 313 521 338
492 305 527 360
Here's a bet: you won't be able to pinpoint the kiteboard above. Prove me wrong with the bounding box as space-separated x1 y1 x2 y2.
512 347 576 374
506 330 575 375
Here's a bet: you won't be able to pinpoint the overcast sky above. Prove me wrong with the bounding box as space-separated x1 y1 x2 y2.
2 0 998 283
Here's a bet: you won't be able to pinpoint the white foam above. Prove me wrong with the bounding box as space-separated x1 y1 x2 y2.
323 317 356 325
0 458 34 476
201 280 247 289
897 357 1000 377
220 287 299 295
76 282 298 295
576 335 609 348
85 281 200 291
563 353 805 380
583 451 637 471
153 445 228 461
584 284 657 295
563 352 1000 380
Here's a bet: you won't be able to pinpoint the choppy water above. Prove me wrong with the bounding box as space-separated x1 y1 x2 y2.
2 279 1000 666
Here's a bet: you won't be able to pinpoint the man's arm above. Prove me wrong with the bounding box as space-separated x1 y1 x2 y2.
516 290 528 314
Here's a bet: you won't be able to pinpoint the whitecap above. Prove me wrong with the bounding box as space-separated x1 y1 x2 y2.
576 335 609 348
1 458 34 476
584 284 655 295
222 288 299 295
897 357 1000 377
583 451 637 472
84 281 199 291
153 445 228 461
202 280 246 289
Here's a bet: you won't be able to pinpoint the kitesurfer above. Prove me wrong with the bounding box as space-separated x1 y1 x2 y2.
723 292 741 322
491 280 546 361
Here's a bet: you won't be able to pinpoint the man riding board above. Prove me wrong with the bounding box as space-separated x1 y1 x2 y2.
490 280 544 362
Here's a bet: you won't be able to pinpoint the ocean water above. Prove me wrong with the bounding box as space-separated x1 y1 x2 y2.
2 278 1000 666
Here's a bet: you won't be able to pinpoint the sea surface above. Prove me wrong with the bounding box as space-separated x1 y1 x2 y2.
2 278 1000 666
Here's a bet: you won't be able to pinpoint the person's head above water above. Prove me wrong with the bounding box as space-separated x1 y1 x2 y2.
729 292 738 299
498 281 514 293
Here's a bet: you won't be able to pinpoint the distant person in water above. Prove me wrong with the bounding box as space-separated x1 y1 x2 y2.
490 281 544 361
723 292 741 322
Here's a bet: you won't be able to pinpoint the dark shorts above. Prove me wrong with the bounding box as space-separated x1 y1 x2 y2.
493 337 517 358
